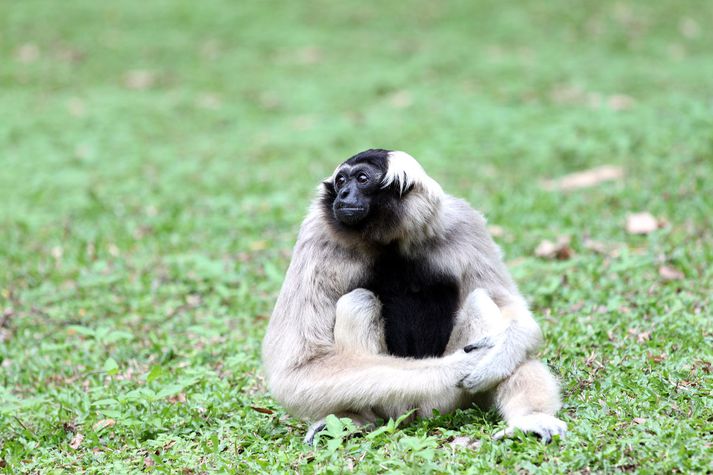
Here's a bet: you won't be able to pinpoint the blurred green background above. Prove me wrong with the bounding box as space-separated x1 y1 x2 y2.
1 1 711 473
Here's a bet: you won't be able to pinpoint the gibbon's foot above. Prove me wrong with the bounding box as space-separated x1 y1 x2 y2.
493 413 567 443
304 413 376 445
304 420 327 445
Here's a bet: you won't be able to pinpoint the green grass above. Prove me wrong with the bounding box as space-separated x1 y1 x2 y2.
1 0 712 473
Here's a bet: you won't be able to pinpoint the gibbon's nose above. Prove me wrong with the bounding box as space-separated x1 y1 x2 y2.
339 187 350 199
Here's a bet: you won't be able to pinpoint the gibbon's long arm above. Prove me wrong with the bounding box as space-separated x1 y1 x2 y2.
428 196 544 392
261 211 488 419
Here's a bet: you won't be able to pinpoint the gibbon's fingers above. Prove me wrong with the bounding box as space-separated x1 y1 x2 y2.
304 420 327 445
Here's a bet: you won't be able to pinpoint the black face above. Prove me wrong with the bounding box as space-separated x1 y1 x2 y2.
332 164 382 226
322 149 407 238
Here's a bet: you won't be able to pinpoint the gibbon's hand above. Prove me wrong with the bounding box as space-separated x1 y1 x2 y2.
456 332 514 393
446 335 497 385
455 289 526 393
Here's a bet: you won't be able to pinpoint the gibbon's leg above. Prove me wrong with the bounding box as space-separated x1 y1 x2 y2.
445 288 510 353
492 360 566 442
446 289 566 441
333 288 387 355
304 410 378 445
304 290 386 444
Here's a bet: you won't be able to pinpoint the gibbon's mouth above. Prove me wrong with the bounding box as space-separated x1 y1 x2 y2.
334 206 368 225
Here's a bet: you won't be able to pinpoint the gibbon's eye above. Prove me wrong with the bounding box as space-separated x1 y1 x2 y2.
335 174 347 188
356 173 369 184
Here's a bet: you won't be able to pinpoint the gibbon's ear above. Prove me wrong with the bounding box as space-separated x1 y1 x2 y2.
382 151 443 198
382 181 416 197
322 180 335 194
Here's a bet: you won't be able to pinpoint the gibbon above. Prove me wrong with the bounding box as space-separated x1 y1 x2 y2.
262 149 566 443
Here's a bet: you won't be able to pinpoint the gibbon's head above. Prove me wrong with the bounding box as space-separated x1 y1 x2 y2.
321 149 444 245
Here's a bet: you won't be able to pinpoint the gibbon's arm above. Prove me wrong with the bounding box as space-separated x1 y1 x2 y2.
434 197 544 392
262 211 487 419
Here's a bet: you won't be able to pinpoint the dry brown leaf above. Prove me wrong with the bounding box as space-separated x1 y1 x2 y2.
583 238 621 257
62 421 77 433
488 225 505 237
294 46 323 65
628 328 651 343
124 70 156 90
93 419 116 431
449 435 482 450
258 91 281 110
250 240 268 251
693 360 711 374
541 165 623 191
582 238 607 254
51 246 63 260
250 406 274 415
647 352 667 363
15 43 40 63
197 93 221 110
535 236 573 260
632 418 646 425
626 212 659 234
168 392 187 404
679 18 700 39
55 46 85 64
585 352 601 368
388 90 413 109
66 97 86 117
658 265 684 281
291 115 315 131
69 433 84 450
108 243 120 257
607 94 635 111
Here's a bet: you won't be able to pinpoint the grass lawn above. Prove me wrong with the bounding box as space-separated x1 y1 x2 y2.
1 0 712 473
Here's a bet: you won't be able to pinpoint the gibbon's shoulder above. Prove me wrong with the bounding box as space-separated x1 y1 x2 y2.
440 194 489 234
293 204 329 246
291 201 361 258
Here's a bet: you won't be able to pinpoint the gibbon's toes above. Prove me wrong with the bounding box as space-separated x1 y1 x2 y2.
304 420 327 445
493 413 567 443
463 337 495 353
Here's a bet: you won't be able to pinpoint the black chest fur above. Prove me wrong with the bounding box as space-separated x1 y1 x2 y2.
361 244 459 358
